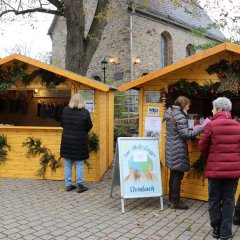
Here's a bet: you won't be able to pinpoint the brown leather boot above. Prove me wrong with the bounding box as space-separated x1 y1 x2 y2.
170 195 189 210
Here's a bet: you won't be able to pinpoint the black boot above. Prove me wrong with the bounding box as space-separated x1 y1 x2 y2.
76 184 88 193
220 237 232 240
211 220 221 239
66 185 76 192
168 193 172 207
170 195 189 210
233 206 240 225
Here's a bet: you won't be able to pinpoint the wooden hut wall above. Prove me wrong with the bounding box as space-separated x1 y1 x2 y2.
0 127 63 180
107 91 114 168
96 91 108 178
138 64 240 200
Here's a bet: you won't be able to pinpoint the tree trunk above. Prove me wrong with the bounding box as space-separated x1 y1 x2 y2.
64 0 86 75
64 0 110 76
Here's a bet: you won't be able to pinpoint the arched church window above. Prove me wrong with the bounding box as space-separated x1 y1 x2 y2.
186 44 196 57
92 76 102 82
160 31 173 68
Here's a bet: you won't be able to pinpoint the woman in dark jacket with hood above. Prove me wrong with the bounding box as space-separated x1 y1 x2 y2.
165 96 204 210
60 93 93 193
199 97 240 240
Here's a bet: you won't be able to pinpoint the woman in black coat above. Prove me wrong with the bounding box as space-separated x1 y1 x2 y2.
60 93 93 193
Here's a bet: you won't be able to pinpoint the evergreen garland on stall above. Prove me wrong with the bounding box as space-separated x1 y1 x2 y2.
88 132 100 152
22 133 100 177
187 154 206 185
85 132 100 172
22 137 63 178
22 69 65 89
206 59 240 95
0 63 27 92
0 62 65 92
165 79 220 107
164 59 240 106
0 134 11 164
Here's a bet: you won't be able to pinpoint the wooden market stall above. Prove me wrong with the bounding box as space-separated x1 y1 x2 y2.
118 42 240 201
0 54 115 182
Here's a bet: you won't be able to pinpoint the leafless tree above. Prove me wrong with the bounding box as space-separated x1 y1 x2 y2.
0 0 238 76
0 0 111 75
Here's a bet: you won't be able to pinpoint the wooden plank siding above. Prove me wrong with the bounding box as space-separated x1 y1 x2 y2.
107 91 114 167
118 42 240 201
96 91 108 178
0 127 98 181
133 83 240 201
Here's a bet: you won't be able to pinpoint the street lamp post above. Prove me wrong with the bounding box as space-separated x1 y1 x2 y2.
101 58 108 83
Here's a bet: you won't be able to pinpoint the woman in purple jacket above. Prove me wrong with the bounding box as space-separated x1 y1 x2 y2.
199 97 240 240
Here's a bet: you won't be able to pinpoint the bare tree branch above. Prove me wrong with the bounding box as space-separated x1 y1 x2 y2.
0 8 64 18
38 0 43 8
47 0 64 11
0 0 64 18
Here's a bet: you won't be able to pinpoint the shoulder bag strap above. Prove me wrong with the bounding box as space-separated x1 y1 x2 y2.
170 109 178 130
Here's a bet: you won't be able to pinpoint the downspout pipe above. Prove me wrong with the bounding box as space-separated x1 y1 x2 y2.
130 7 135 81
128 7 135 122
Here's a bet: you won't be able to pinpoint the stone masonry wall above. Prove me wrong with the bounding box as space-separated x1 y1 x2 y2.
131 14 211 80
50 0 217 87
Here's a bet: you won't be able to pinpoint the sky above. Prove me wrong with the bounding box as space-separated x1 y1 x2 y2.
0 0 237 59
0 14 53 58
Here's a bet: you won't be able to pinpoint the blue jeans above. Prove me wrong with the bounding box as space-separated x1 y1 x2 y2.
208 178 238 238
64 159 84 187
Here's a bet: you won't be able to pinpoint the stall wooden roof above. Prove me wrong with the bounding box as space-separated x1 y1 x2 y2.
118 42 240 91
0 54 115 92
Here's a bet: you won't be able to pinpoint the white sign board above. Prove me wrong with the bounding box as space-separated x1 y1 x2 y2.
110 137 163 213
144 117 161 141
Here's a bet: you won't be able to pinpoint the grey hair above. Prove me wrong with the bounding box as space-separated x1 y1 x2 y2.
68 94 85 109
212 97 232 111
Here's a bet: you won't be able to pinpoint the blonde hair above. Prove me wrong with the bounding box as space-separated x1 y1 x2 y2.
68 94 85 109
174 96 191 110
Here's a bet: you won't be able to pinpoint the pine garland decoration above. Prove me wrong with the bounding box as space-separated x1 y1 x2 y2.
22 69 65 89
166 79 220 107
84 132 100 172
0 63 27 92
206 59 240 95
21 134 99 177
0 134 11 164
187 154 206 185
168 79 220 97
22 137 63 178
88 132 100 152
0 62 65 92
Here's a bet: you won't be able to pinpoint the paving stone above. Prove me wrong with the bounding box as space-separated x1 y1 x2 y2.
19 229 36 236
1 174 240 240
53 236 68 240
39 234 53 240
63 230 79 237
33 229 50 237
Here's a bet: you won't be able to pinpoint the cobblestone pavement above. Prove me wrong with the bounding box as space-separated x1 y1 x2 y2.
1 171 240 240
